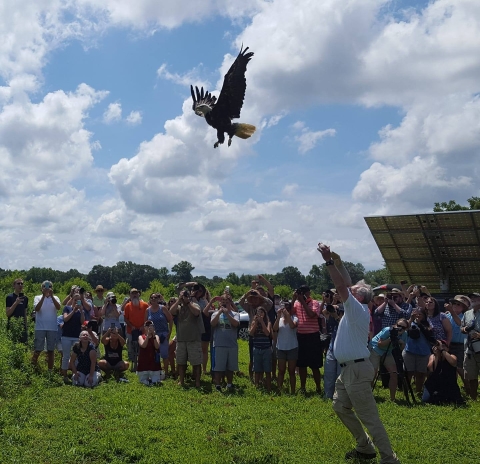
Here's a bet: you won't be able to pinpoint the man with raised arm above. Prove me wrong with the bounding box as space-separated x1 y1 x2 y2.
317 243 400 464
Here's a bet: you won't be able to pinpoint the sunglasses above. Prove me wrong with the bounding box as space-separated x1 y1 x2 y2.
15 282 24 285
398 326 408 330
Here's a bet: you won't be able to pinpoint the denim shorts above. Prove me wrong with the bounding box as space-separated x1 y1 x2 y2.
34 330 57 351
253 346 272 373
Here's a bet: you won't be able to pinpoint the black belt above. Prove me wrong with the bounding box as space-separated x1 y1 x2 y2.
339 358 366 368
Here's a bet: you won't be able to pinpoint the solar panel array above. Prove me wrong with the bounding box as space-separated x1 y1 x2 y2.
364 211 480 294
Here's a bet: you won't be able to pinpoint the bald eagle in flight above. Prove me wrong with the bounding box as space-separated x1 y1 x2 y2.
190 46 256 148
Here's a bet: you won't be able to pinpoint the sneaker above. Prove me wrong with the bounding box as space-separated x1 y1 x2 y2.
118 377 129 383
215 385 223 392
345 449 377 461
63 376 70 385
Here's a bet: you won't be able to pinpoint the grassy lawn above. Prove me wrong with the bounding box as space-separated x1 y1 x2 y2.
0 335 477 464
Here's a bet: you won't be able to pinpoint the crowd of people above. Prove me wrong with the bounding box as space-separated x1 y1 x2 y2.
4 262 480 402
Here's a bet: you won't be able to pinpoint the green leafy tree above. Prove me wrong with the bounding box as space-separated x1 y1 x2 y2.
433 196 480 212
343 262 365 285
87 265 114 289
306 264 329 293
158 267 171 286
277 266 305 290
25 267 59 284
112 282 131 297
364 265 393 287
171 261 194 283
225 272 240 285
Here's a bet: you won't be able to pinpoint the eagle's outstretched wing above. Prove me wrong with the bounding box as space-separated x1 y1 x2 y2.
190 86 217 115
211 45 254 120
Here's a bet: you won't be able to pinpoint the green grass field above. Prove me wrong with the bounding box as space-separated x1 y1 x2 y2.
0 292 478 464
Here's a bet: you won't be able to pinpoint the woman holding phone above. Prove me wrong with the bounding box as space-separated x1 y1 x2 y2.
61 291 85 383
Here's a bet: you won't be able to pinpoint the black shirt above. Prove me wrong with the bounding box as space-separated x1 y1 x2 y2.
6 293 28 319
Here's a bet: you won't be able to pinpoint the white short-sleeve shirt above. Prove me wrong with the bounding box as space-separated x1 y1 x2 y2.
34 295 61 332
333 290 370 364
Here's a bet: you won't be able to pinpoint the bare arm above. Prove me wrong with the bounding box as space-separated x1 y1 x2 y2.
317 244 349 303
331 251 352 287
210 310 222 327
224 309 239 328
258 275 274 299
169 298 180 316
442 317 453 347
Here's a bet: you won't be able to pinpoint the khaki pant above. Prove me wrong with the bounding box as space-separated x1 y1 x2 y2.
333 360 400 464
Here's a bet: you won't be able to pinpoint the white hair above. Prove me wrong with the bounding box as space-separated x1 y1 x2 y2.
352 280 373 304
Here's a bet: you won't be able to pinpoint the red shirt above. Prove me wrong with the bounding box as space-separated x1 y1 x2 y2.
137 335 160 372
294 298 321 334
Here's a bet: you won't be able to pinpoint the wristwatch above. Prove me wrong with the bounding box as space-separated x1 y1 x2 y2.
325 259 334 266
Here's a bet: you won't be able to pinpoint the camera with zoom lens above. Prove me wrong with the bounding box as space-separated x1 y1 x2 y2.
182 289 191 298
389 326 399 341
326 304 335 313
407 324 420 340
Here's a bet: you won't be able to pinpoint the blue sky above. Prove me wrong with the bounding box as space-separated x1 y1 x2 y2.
0 0 478 277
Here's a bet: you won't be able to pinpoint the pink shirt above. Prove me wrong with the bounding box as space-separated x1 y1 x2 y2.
294 299 320 334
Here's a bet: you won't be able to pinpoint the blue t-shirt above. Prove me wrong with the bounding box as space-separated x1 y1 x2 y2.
404 322 432 356
446 312 466 344
371 326 408 355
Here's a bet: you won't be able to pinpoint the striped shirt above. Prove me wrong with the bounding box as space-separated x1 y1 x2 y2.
294 299 320 334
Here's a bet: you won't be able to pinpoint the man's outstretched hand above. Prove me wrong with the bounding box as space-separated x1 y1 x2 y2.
317 243 332 262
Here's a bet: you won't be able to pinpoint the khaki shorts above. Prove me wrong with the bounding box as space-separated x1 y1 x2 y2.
370 350 397 371
464 352 480 380
176 341 202 366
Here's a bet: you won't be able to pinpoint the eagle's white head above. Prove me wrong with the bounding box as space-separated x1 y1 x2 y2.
195 104 212 118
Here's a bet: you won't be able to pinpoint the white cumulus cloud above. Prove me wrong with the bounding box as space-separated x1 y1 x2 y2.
103 102 122 123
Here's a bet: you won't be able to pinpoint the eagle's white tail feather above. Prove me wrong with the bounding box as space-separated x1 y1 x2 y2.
235 123 256 139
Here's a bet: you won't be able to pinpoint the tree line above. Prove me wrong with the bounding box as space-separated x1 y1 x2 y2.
0 259 392 295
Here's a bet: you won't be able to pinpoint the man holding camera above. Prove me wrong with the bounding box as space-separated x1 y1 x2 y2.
32 280 61 371
6 278 29 343
101 292 121 333
169 289 204 387
374 289 411 329
210 294 240 391
318 243 400 464
461 292 480 400
293 285 322 393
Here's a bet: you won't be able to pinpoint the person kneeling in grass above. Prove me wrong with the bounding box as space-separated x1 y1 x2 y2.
71 331 102 388
137 321 162 386
210 294 240 392
249 307 272 392
98 326 129 382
